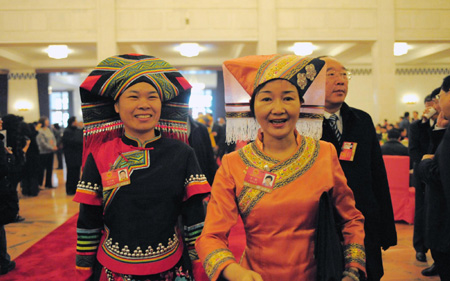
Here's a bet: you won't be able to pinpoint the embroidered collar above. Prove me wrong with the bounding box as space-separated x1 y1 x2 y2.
239 130 319 189
122 131 161 148
237 131 320 218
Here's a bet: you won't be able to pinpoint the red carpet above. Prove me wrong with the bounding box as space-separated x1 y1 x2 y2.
1 214 78 281
1 214 246 281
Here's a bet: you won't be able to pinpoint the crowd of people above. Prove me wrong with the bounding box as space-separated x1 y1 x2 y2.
373 80 450 279
0 114 84 275
0 53 449 281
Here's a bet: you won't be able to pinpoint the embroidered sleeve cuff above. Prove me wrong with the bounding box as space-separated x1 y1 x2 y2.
184 174 211 201
73 181 102 205
344 243 366 275
203 248 236 281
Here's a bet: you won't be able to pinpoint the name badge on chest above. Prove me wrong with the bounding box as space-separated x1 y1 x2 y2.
339 141 357 161
101 167 130 191
243 167 277 193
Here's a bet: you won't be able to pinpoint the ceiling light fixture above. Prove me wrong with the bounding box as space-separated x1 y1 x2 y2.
290 42 317 56
45 45 71 59
176 43 202 57
394 42 412 56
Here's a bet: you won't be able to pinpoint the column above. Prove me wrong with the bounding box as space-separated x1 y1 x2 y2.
96 0 118 62
257 0 277 55
371 0 396 123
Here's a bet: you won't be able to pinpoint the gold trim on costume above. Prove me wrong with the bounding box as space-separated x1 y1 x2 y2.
237 136 320 218
203 248 236 280
344 243 366 267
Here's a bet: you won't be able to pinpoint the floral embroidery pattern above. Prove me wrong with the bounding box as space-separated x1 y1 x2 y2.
305 64 317 81
297 72 307 90
344 243 366 267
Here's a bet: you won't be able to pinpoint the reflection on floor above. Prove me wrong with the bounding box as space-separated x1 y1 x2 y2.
4 169 441 280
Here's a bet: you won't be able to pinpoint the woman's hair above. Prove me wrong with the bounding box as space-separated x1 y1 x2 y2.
38 116 48 127
249 78 304 117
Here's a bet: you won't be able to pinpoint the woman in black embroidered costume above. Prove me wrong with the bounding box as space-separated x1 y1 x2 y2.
195 55 366 281
74 54 210 281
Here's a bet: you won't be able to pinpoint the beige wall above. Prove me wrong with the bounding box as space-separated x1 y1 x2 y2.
1 0 449 124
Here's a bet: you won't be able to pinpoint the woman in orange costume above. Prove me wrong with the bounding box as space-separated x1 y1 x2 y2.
196 55 366 281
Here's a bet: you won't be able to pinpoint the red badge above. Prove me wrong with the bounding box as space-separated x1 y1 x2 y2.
243 167 277 193
101 167 130 190
339 141 357 161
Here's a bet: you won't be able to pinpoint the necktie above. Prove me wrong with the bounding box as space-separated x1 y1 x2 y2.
328 114 342 143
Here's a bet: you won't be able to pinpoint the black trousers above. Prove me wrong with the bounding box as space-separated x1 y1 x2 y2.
431 249 450 281
0 226 10 267
413 169 428 253
65 166 80 195
39 153 54 188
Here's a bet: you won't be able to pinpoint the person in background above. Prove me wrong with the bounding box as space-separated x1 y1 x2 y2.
197 55 366 281
412 110 419 122
410 90 440 264
188 112 217 186
36 116 57 189
399 112 411 137
1 114 29 223
74 54 210 281
320 56 397 281
212 117 227 161
21 121 42 197
416 75 450 280
62 117 83 195
52 123 64 169
381 129 409 156
0 117 17 275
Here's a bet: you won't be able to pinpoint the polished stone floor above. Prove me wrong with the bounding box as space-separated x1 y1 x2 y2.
4 168 441 280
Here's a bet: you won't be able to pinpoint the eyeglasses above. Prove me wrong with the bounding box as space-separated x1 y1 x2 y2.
326 70 352 80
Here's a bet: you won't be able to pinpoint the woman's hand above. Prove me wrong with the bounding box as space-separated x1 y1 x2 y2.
222 263 263 281
342 276 353 281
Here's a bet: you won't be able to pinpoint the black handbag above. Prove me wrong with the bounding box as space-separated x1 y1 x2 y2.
315 190 344 281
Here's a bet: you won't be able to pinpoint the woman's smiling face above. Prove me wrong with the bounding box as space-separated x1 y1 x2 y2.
114 82 162 141
253 79 301 141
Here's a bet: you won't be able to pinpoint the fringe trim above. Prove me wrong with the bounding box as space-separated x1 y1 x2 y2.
226 117 323 143
158 120 189 144
82 120 124 168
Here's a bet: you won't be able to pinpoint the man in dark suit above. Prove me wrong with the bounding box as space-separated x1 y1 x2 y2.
409 89 440 263
416 75 450 280
320 57 397 281
381 129 409 156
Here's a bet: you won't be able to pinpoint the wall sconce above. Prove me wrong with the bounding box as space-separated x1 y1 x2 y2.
175 43 202 57
15 101 32 111
290 42 317 56
402 94 419 105
394 42 412 56
45 45 71 59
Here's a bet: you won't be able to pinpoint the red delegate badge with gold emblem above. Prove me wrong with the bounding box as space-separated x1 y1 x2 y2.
244 167 277 193
101 167 130 190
